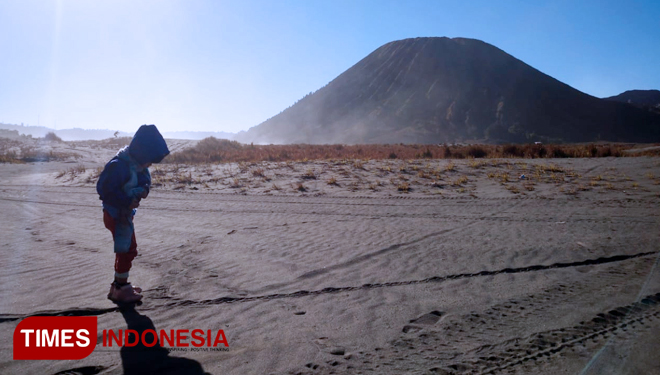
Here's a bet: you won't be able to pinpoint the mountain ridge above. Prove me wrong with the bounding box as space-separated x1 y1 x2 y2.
236 37 660 144
604 90 660 114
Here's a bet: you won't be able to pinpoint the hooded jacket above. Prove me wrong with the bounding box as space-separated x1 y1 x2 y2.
97 125 169 213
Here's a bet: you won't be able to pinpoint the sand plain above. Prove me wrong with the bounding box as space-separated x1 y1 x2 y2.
1 140 659 374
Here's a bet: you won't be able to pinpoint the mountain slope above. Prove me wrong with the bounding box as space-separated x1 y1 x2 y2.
237 37 660 144
604 90 660 114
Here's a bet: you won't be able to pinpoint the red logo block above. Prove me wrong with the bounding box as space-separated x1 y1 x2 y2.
13 316 97 360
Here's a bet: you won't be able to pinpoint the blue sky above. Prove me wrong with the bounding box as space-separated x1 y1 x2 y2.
1 0 659 134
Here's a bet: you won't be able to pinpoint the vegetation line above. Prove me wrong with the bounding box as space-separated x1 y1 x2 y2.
165 138 660 164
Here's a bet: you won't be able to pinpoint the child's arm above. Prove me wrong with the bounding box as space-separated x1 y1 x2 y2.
136 168 152 199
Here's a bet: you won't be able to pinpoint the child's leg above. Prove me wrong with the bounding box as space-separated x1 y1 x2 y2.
103 210 139 283
114 233 138 283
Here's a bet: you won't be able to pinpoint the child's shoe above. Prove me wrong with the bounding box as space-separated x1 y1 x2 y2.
106 282 142 298
107 282 143 303
107 282 142 294
129 283 143 293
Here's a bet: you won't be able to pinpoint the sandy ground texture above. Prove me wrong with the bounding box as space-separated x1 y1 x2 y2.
1 142 660 374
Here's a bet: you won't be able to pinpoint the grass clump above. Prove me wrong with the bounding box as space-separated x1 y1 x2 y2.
397 182 410 192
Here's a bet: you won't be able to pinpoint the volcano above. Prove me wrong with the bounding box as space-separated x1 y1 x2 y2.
237 37 660 144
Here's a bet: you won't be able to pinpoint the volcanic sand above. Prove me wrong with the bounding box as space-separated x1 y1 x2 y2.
1 145 660 374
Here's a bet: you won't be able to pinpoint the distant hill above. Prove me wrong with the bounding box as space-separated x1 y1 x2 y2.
0 124 235 141
604 90 660 114
236 37 660 144
0 124 130 140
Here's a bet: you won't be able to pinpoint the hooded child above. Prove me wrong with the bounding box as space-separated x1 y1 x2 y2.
97 125 170 303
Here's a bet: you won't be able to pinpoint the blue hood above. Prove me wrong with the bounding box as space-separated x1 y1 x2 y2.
128 124 170 165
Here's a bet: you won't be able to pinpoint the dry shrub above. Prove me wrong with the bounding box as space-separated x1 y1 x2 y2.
56 164 86 180
86 167 103 184
163 137 650 164
44 132 62 142
302 169 316 179
0 138 76 163
418 148 433 158
452 175 469 186
0 154 23 163
467 145 487 158
397 182 410 192
634 148 660 157
13 148 79 163
502 144 524 158
227 178 241 188
548 146 569 158
506 185 520 194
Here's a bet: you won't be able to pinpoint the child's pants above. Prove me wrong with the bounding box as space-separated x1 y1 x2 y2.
103 210 138 278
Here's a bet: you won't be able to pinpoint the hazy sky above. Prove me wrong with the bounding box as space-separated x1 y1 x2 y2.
1 0 659 134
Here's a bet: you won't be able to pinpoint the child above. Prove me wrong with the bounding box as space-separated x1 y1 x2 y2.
97 125 169 303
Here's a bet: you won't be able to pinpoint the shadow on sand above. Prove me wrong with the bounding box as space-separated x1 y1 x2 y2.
120 307 211 375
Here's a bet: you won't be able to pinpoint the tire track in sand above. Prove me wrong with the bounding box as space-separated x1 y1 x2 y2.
1 251 654 323
449 293 660 374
